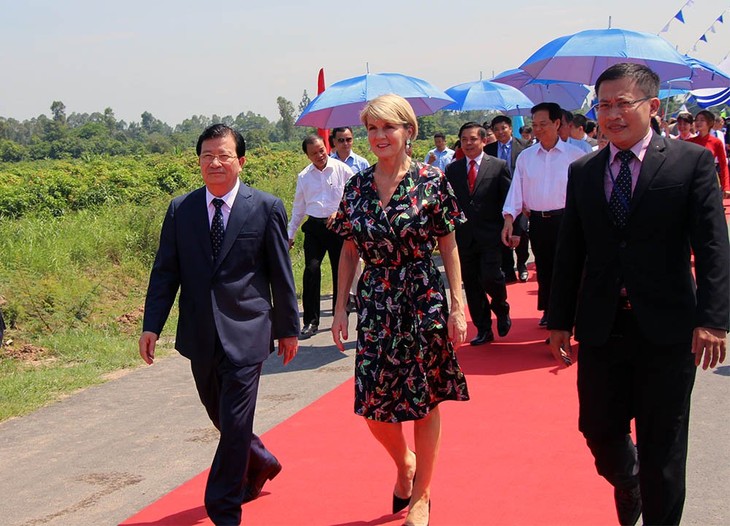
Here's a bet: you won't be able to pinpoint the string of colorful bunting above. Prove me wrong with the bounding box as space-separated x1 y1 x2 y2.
688 10 729 53
659 0 696 35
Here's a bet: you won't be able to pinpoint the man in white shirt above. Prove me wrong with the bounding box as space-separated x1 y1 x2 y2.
330 127 370 174
501 102 585 327
288 135 354 338
424 132 455 172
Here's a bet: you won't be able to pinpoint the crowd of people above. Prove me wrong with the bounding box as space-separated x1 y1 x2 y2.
138 63 729 526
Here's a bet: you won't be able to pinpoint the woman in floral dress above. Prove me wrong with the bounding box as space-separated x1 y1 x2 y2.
330 94 470 526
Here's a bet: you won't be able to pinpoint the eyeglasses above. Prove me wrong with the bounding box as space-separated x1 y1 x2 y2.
200 153 238 165
336 137 353 143
592 97 652 114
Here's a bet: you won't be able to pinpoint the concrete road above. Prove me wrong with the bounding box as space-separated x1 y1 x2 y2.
0 296 728 525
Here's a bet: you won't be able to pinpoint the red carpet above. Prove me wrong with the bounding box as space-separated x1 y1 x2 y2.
122 268 620 526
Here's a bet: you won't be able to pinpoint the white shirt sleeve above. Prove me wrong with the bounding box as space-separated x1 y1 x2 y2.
502 156 524 219
287 172 307 240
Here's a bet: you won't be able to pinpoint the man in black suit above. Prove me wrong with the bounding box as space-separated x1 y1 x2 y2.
139 124 300 525
549 64 729 525
446 122 512 345
485 115 530 283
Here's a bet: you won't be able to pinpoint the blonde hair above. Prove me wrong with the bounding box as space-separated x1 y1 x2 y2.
359 94 418 140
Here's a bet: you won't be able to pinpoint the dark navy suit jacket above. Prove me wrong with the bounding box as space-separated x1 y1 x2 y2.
143 181 300 366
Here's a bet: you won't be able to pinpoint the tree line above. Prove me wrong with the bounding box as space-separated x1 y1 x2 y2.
0 90 503 163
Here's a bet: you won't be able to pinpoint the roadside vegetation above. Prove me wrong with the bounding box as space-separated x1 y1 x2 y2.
0 139 447 421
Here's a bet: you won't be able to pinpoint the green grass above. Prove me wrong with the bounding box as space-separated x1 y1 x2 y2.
0 141 433 421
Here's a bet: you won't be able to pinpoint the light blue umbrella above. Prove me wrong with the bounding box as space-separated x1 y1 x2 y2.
663 55 730 90
444 79 535 116
520 28 691 84
295 72 454 128
492 68 590 110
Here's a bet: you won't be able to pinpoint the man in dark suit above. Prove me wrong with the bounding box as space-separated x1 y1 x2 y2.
446 122 512 345
139 124 300 525
485 115 530 283
549 64 729 526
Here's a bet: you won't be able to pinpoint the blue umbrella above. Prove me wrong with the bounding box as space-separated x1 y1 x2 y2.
295 72 454 128
663 55 730 90
492 68 590 110
520 28 691 84
444 79 535 116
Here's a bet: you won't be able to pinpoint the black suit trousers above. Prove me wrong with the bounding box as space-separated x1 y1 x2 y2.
528 214 562 311
302 217 343 326
191 339 269 525
578 309 696 525
459 247 508 332
501 214 530 276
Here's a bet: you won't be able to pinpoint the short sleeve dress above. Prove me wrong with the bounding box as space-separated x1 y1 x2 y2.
330 160 470 423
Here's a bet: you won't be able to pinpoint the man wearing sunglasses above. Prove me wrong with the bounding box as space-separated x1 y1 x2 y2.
330 126 370 174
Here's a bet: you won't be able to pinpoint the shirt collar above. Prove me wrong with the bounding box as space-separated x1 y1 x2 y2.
206 178 240 209
466 152 484 165
608 129 653 164
538 138 566 154
308 157 333 173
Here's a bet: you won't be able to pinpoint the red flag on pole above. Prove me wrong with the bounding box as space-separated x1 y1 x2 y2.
317 68 331 154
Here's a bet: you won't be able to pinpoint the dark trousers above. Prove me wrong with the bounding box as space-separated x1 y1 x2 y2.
302 217 343 326
501 213 529 278
578 309 696 525
459 247 509 333
191 340 273 525
528 213 562 311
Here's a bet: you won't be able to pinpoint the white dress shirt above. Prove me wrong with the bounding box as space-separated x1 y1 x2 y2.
206 178 240 228
287 157 353 239
502 139 585 218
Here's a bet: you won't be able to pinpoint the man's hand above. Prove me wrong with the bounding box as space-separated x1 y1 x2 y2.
288 238 295 250
331 309 349 352
277 336 299 365
692 327 727 370
501 214 514 247
427 152 437 164
549 330 574 367
326 211 337 229
447 308 467 347
139 331 158 365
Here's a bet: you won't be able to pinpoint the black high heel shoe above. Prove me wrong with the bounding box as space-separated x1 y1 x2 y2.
392 493 410 513
392 472 416 513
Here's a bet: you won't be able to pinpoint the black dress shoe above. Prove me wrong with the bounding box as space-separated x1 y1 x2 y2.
614 486 642 526
518 270 529 282
497 313 512 337
470 330 495 345
538 312 548 327
299 323 318 340
243 460 282 503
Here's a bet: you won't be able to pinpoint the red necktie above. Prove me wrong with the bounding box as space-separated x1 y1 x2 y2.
467 159 477 193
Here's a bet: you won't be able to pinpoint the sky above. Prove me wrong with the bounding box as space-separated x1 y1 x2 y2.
1 0 728 126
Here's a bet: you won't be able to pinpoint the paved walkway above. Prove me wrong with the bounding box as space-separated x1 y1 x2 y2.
1 288 729 525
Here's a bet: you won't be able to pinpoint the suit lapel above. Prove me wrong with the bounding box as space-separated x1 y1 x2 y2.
587 147 612 219
451 158 470 198
193 188 215 264
472 156 490 193
630 132 666 214
213 181 253 273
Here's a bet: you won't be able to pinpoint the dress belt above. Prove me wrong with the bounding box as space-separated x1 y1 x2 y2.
307 216 329 223
530 208 565 218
